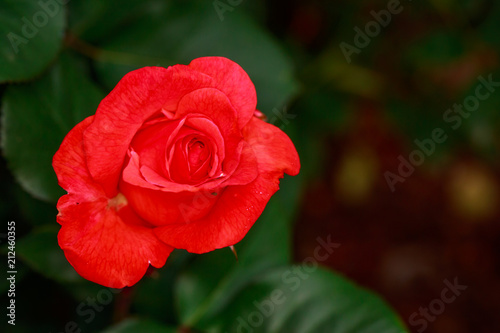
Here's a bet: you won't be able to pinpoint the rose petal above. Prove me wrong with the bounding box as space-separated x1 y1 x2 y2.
185 116 225 176
220 141 259 187
153 117 300 253
119 179 219 227
127 142 255 192
54 117 172 288
189 57 257 128
174 88 241 158
153 171 277 253
58 198 172 288
53 116 102 200
121 150 205 193
130 117 185 179
175 88 245 182
243 117 300 177
84 65 213 197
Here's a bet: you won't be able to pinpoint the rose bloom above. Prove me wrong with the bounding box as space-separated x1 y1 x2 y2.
53 57 300 288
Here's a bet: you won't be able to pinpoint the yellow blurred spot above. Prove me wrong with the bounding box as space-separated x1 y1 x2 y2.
334 147 379 205
447 163 499 220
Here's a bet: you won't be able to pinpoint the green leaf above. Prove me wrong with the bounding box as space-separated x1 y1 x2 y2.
86 0 298 114
16 226 81 283
132 250 194 325
175 249 238 326
100 318 177 333
67 0 160 43
201 266 407 333
13 183 58 226
0 0 65 82
176 175 302 327
1 51 105 202
173 7 299 114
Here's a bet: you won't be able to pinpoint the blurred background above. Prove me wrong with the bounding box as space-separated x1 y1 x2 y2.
1 0 499 332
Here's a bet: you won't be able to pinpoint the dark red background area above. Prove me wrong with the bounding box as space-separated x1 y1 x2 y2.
262 1 500 331
294 107 500 333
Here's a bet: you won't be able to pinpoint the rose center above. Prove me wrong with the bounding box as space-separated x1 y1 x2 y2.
188 139 209 169
167 132 215 185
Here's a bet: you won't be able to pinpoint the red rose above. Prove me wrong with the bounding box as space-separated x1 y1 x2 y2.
53 57 300 288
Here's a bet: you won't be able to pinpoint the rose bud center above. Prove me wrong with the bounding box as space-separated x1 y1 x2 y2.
169 134 214 184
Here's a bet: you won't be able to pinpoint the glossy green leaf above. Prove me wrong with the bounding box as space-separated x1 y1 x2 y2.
132 250 194 324
85 0 298 114
1 51 105 202
67 0 160 43
100 318 177 333
0 0 65 82
176 175 302 326
14 183 58 226
199 266 408 333
16 226 81 283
